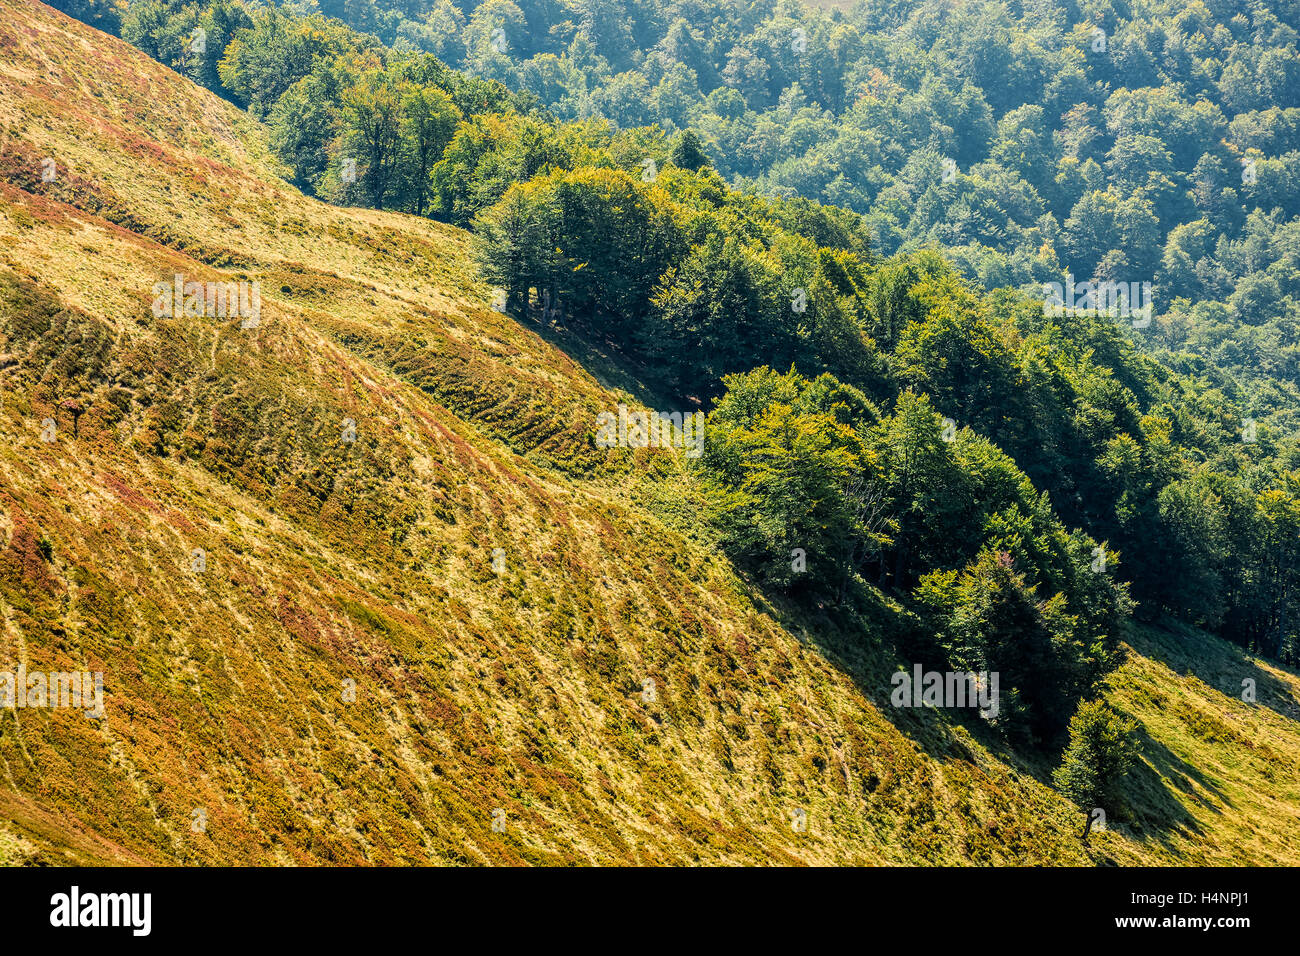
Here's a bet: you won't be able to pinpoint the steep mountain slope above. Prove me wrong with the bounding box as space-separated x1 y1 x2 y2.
0 0 1297 865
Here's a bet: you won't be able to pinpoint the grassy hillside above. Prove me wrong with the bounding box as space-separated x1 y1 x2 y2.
0 0 1296 865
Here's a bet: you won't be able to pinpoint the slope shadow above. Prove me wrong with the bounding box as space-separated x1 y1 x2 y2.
1115 724 1212 849
512 307 704 414
1129 623 1300 724
748 582 1039 769
742 576 1238 846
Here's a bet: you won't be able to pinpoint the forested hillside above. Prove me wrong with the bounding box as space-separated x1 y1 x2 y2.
4 0 1298 865
68 0 1300 416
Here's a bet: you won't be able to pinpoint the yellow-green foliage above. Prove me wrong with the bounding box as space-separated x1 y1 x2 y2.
0 0 1296 865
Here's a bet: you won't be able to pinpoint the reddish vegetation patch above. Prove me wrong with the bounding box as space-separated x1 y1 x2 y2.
116 132 182 172
164 509 199 537
423 694 461 728
192 154 228 176
275 593 325 648
100 469 158 514
732 632 756 669
0 508 58 594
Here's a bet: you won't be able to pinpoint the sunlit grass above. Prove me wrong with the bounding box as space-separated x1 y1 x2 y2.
0 0 1295 866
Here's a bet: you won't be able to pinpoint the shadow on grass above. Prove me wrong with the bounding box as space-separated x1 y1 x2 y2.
1128 622 1300 724
515 309 698 413
750 579 1039 770
1112 723 1212 850
738 573 1245 848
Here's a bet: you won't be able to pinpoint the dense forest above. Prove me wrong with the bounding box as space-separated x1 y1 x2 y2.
45 0 1299 757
